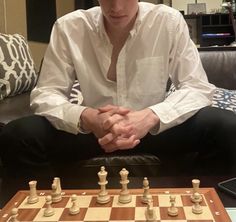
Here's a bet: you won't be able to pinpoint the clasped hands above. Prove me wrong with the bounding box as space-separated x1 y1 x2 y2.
80 105 159 153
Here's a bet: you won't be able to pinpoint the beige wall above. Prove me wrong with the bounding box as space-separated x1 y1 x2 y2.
141 0 222 13
0 0 74 69
172 0 222 14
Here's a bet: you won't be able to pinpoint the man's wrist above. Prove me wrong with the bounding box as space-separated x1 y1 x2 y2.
78 108 98 133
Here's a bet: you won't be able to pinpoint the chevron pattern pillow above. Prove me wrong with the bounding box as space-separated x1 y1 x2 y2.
0 33 38 100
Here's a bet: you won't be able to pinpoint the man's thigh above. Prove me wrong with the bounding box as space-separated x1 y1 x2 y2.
0 115 104 166
138 106 236 156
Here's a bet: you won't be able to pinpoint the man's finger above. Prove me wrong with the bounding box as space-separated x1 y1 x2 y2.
98 132 116 146
99 106 131 115
103 114 127 131
102 135 140 152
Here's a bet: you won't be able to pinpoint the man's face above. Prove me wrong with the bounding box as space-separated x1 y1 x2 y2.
98 0 139 29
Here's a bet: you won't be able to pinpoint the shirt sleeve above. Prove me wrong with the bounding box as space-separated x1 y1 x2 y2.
30 21 87 134
149 12 216 134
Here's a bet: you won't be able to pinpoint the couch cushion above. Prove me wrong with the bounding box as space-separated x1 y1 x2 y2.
0 33 38 100
0 92 33 125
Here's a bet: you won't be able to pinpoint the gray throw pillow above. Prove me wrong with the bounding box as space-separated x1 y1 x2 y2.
0 33 38 100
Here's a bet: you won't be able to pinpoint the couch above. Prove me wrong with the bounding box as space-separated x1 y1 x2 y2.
0 34 236 178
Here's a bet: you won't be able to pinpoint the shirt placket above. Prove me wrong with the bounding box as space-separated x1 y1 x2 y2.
116 45 127 106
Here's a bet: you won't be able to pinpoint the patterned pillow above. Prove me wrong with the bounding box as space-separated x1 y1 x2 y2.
166 84 236 114
0 33 38 100
69 80 83 104
212 88 236 113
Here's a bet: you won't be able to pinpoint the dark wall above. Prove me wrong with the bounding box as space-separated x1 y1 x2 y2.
26 0 57 43
75 0 98 9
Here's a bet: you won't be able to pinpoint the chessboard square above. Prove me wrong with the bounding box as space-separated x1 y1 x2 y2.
50 197 70 208
18 196 45 209
181 195 206 206
134 206 160 221
135 195 158 207
33 208 64 221
112 195 136 207
65 195 93 208
159 207 186 220
17 208 40 221
84 207 111 221
59 207 87 221
183 206 213 220
109 207 135 220
89 196 113 207
158 195 183 207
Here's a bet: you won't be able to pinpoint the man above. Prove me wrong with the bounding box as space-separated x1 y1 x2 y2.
0 0 236 177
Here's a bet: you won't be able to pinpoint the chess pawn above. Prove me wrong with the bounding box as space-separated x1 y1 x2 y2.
9 208 19 222
168 195 178 217
97 166 111 204
141 177 152 204
192 192 203 214
27 180 39 204
44 195 55 217
191 179 202 203
118 168 132 204
69 194 80 215
145 199 157 222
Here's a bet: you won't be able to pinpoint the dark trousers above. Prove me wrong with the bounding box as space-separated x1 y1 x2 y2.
0 106 236 177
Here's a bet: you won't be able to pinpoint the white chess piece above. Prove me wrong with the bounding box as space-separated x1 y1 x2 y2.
51 177 62 203
69 194 80 215
9 208 19 222
27 180 39 204
53 177 62 193
118 168 132 204
51 182 62 203
167 195 178 216
97 166 111 204
141 177 152 204
44 195 55 217
191 179 202 203
145 198 157 222
192 192 203 214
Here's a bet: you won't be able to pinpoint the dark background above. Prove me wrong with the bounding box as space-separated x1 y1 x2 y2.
26 0 98 43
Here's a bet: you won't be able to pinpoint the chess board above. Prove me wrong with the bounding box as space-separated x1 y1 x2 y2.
0 188 231 222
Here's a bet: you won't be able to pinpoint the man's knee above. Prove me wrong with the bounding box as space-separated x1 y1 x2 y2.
1 115 53 140
0 115 54 165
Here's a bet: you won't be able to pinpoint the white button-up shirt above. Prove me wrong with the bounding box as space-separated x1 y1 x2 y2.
31 3 215 135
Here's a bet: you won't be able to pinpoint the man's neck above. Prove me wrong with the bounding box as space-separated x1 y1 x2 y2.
104 15 137 46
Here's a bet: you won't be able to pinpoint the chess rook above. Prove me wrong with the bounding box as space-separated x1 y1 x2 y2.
97 166 111 204
27 180 39 204
118 168 132 204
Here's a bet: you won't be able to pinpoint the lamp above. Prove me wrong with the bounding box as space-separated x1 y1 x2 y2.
222 2 236 46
